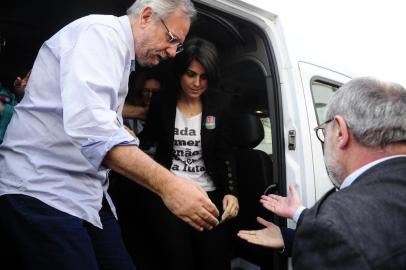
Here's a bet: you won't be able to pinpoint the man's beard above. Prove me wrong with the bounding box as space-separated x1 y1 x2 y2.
135 37 168 67
324 143 345 189
325 158 344 189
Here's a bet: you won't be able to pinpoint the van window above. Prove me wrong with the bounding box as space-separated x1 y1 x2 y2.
255 116 272 154
311 80 339 124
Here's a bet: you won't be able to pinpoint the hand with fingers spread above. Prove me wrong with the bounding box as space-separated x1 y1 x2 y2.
237 217 284 249
220 194 239 223
160 176 220 231
261 184 303 219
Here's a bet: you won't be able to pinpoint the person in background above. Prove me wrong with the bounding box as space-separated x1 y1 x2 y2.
0 70 30 143
139 37 239 270
123 71 163 134
238 77 406 270
0 1 221 269
109 70 162 269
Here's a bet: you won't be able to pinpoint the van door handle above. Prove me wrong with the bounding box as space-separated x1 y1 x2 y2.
264 183 278 195
288 130 296 150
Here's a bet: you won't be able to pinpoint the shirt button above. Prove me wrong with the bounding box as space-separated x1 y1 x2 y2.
227 173 232 177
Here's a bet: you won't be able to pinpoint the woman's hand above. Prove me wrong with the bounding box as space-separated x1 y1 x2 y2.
220 194 239 223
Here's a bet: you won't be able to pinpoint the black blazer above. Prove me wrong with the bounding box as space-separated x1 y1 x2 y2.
139 89 238 196
292 157 406 270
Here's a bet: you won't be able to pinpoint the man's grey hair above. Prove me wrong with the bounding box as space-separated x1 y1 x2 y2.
127 0 196 21
325 77 406 147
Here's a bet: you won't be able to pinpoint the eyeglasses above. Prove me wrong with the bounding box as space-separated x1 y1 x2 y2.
160 19 184 54
314 118 333 143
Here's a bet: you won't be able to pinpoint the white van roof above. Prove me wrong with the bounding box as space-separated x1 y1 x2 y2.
235 0 406 86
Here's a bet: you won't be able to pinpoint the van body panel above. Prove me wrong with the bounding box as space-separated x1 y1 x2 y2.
299 62 351 200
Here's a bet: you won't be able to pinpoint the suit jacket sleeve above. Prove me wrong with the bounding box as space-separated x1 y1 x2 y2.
293 217 370 270
279 208 310 257
280 227 295 257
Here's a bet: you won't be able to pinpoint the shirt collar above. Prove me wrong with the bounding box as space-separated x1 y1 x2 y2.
340 154 406 190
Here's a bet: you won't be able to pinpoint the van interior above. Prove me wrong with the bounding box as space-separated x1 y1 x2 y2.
1 1 287 269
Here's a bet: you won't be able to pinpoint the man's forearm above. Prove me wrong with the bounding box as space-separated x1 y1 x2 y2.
103 144 172 196
104 144 220 231
122 104 147 119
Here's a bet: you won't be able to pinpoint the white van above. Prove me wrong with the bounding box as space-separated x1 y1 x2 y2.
0 0 355 269
188 0 352 269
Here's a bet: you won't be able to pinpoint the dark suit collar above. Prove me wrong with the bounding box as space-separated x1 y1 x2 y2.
311 156 406 216
298 187 338 226
201 89 218 115
349 156 406 188
314 187 337 215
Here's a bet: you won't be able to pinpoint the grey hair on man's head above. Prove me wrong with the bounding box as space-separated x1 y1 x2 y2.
127 0 196 21
325 77 406 147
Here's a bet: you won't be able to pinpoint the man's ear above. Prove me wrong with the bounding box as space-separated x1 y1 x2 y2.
139 6 153 28
334 115 350 149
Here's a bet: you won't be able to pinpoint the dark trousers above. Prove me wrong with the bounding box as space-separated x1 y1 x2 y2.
0 194 136 270
109 172 153 270
147 189 232 270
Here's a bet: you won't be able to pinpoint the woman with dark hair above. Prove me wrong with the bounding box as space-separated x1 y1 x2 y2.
140 37 238 270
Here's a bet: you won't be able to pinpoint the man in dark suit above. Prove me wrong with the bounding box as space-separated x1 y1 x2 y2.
238 77 406 269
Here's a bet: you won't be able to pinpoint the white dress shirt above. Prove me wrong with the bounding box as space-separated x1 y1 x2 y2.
0 15 138 228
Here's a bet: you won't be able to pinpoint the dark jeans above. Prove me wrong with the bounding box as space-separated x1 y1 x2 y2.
0 194 136 270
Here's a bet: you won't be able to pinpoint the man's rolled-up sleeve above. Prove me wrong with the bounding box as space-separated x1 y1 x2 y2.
81 128 139 169
59 24 136 170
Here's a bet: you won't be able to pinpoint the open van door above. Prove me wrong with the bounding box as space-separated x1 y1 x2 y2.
299 61 351 200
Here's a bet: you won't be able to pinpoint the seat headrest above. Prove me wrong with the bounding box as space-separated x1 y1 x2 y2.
232 113 264 148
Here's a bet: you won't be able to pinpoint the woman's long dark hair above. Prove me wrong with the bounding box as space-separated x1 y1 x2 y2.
174 37 220 88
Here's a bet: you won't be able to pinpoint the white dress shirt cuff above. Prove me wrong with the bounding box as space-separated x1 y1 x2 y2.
81 128 139 170
293 206 307 223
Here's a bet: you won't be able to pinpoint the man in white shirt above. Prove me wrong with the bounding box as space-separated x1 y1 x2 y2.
238 77 406 269
0 0 220 269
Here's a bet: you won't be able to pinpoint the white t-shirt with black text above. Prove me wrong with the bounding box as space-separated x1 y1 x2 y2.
171 107 216 191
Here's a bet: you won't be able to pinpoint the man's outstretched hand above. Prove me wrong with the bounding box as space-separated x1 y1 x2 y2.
237 217 284 249
160 176 220 231
104 145 219 232
260 184 303 219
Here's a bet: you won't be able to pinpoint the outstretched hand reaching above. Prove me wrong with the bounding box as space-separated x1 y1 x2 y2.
237 217 284 249
260 184 303 219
